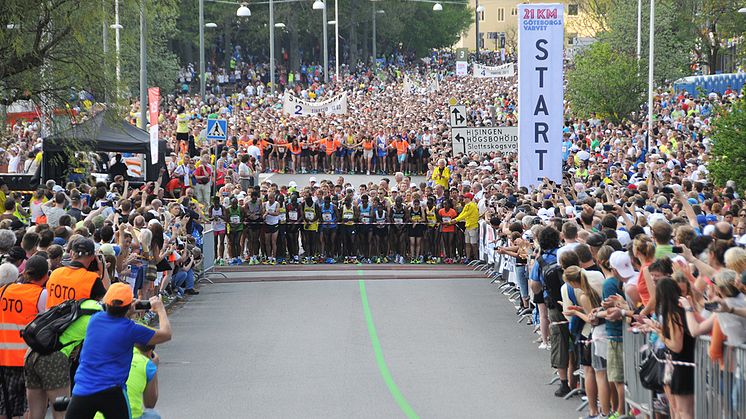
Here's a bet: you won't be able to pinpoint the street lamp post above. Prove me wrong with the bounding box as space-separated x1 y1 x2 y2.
636 0 641 61
372 8 384 65
139 0 147 130
335 0 339 81
102 0 108 103
199 0 206 100
113 0 122 98
647 0 654 150
475 2 484 59
269 0 276 94
313 0 328 83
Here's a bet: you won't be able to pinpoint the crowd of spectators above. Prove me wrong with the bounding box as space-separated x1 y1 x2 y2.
0 46 745 417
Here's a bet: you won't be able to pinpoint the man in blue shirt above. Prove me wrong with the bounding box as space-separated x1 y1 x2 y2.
65 283 172 419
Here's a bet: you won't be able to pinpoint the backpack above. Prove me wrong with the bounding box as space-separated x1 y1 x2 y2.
537 253 564 310
21 299 99 355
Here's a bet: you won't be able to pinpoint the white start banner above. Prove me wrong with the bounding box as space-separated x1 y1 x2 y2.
517 3 564 189
473 62 515 78
283 92 348 116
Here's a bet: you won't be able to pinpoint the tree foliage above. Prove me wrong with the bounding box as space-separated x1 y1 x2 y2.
597 0 693 85
172 0 472 71
567 41 646 123
707 94 746 190
0 0 179 111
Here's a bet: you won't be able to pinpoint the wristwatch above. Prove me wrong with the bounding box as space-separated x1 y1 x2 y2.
685 307 694 313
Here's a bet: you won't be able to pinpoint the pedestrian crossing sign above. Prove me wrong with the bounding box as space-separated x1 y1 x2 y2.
206 118 227 141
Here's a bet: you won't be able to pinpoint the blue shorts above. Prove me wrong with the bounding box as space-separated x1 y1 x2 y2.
397 154 406 163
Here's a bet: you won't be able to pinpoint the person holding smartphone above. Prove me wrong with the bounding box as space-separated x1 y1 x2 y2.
65 284 172 419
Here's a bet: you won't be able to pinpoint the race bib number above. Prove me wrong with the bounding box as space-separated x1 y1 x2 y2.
305 210 315 220
288 211 298 221
394 217 403 224
322 213 332 222
343 212 354 220
230 215 241 224
377 218 386 224
362 216 371 224
442 217 451 223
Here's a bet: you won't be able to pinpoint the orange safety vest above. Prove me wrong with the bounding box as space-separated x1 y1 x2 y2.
45 266 98 309
0 283 43 366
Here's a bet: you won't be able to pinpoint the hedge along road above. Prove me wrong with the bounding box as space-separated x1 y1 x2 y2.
155 276 579 418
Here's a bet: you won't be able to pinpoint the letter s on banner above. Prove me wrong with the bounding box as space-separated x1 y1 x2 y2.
517 4 563 190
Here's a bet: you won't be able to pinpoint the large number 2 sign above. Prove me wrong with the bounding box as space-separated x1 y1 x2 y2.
294 105 303 115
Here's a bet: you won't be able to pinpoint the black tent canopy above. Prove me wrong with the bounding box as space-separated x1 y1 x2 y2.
42 111 166 183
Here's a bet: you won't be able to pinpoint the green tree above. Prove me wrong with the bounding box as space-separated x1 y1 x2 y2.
598 0 693 85
567 41 646 123
707 94 746 189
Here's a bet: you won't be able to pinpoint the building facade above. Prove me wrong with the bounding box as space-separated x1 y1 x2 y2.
454 0 598 56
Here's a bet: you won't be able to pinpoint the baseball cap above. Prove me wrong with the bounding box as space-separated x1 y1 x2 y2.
705 214 718 223
309 176 318 184
104 282 134 307
463 192 474 200
586 233 606 247
52 185 64 193
24 255 49 279
610 251 636 280
288 181 298 188
72 238 96 256
696 214 707 226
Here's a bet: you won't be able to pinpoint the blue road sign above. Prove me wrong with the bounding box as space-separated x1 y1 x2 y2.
206 119 227 141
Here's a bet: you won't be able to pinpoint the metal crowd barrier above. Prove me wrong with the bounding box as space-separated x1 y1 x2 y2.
622 327 655 417
197 227 227 284
695 336 746 419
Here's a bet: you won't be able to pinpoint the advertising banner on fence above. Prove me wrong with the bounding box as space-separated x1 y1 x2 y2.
517 3 564 189
473 62 515 78
283 92 348 116
451 126 518 155
147 87 160 163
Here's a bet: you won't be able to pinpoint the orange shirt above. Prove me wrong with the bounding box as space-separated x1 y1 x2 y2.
363 140 373 150
637 263 652 306
324 138 340 155
395 140 409 155
290 143 302 155
438 208 457 232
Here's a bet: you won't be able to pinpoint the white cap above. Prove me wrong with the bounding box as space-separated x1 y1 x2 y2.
52 185 64 193
288 181 297 188
610 251 636 280
309 176 318 183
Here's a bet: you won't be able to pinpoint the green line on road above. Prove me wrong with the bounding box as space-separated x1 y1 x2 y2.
357 273 419 419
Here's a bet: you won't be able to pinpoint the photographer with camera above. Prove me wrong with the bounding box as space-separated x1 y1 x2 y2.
65 283 172 419
0 255 49 419
45 238 108 310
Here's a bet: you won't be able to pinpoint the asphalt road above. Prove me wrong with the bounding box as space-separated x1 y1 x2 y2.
157 278 581 418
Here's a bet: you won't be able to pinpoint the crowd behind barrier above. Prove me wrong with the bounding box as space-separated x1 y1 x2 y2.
1 46 746 418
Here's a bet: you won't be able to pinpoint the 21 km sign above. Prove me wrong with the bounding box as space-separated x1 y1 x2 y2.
451 126 518 155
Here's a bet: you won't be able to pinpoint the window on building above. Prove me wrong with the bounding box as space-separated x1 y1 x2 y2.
511 7 517 16
568 4 579 15
497 8 504 22
567 33 577 44
479 10 485 21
